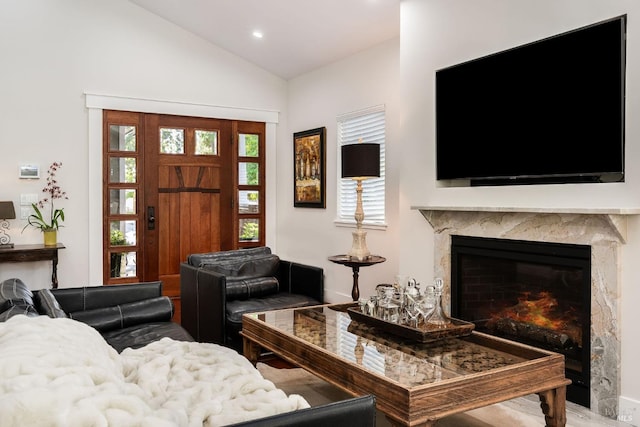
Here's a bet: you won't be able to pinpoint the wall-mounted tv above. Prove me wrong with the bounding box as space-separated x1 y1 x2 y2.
436 15 626 186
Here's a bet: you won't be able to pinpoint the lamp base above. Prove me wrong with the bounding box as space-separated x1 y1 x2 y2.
348 228 371 261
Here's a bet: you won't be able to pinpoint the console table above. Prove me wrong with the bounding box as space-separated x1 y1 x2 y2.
0 243 65 288
328 254 386 301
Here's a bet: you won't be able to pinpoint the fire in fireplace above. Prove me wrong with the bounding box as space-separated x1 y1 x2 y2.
450 235 591 407
486 290 582 351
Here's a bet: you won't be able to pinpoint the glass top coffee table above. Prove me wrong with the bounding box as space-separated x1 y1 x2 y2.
241 304 571 427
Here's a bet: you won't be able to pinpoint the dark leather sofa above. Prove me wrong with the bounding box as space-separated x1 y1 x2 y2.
180 247 324 351
50 281 193 352
229 394 376 427
0 278 193 352
0 277 375 426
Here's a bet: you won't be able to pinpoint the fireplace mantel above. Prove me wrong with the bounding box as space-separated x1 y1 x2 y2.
412 205 640 244
411 205 640 215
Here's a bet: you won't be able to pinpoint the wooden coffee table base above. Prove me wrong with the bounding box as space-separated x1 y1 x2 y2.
242 306 571 427
539 387 568 427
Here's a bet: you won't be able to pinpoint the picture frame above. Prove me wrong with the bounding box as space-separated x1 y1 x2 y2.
293 127 326 208
19 164 40 179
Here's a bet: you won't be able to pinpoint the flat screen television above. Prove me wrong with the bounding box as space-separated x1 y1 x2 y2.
436 15 626 185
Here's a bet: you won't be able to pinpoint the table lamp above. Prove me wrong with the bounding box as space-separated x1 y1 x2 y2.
342 141 380 260
0 201 16 249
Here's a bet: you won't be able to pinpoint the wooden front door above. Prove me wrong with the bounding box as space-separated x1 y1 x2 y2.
143 115 233 318
103 111 266 322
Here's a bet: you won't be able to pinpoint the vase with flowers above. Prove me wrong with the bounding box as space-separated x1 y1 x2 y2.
22 162 68 246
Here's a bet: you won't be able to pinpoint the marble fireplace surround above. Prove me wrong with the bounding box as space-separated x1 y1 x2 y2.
414 205 640 418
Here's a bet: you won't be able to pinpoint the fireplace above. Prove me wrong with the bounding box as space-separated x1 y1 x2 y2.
417 207 626 418
450 235 590 407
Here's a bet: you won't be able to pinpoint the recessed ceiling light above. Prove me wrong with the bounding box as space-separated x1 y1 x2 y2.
252 30 263 39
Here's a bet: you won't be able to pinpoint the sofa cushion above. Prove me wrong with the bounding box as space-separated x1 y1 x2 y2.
0 299 39 321
225 292 321 326
52 282 163 313
34 289 68 318
0 278 33 305
102 321 194 352
201 253 280 280
188 246 272 267
226 276 280 301
0 278 39 321
69 296 173 332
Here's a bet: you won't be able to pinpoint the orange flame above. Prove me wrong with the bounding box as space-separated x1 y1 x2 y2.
492 291 575 331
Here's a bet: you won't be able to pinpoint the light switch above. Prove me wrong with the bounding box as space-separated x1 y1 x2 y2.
20 193 39 205
21 206 32 220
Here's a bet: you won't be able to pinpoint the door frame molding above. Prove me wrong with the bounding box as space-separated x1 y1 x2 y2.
85 92 280 285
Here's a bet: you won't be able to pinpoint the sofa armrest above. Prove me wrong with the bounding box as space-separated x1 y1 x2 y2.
52 282 164 313
180 262 226 344
278 261 324 303
228 395 376 427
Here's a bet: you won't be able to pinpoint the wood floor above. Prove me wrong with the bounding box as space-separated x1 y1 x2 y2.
257 362 631 427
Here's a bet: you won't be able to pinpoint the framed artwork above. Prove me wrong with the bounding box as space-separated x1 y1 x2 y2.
293 127 326 208
19 164 40 179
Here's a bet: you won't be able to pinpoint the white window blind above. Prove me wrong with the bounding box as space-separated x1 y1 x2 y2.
337 106 386 225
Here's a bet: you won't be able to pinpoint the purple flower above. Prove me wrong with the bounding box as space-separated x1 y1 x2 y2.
23 162 69 232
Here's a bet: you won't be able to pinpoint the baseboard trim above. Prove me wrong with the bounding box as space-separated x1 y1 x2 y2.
619 396 640 426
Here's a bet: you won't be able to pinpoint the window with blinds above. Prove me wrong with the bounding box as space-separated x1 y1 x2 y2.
337 105 386 226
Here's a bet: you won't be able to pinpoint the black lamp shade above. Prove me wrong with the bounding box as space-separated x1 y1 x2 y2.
0 201 15 220
341 143 380 179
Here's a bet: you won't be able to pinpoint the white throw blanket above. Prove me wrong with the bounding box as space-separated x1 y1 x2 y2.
0 315 309 426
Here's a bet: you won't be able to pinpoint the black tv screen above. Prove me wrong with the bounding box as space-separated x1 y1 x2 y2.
436 15 626 185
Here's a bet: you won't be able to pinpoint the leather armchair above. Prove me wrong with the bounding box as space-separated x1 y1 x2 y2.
180 247 324 351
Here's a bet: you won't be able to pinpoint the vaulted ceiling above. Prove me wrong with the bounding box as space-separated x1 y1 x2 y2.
130 0 400 80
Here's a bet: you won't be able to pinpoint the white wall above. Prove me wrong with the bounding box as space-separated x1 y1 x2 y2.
3 0 639 419
282 39 402 302
399 0 640 420
0 0 287 288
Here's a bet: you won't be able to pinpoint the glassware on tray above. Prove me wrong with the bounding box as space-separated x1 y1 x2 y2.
424 278 451 326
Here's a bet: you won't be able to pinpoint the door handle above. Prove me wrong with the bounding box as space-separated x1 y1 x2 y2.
147 206 155 230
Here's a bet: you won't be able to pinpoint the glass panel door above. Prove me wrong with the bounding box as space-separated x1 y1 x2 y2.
235 122 265 247
103 112 143 283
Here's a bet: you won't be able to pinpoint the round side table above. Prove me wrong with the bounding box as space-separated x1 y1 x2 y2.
328 254 386 301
